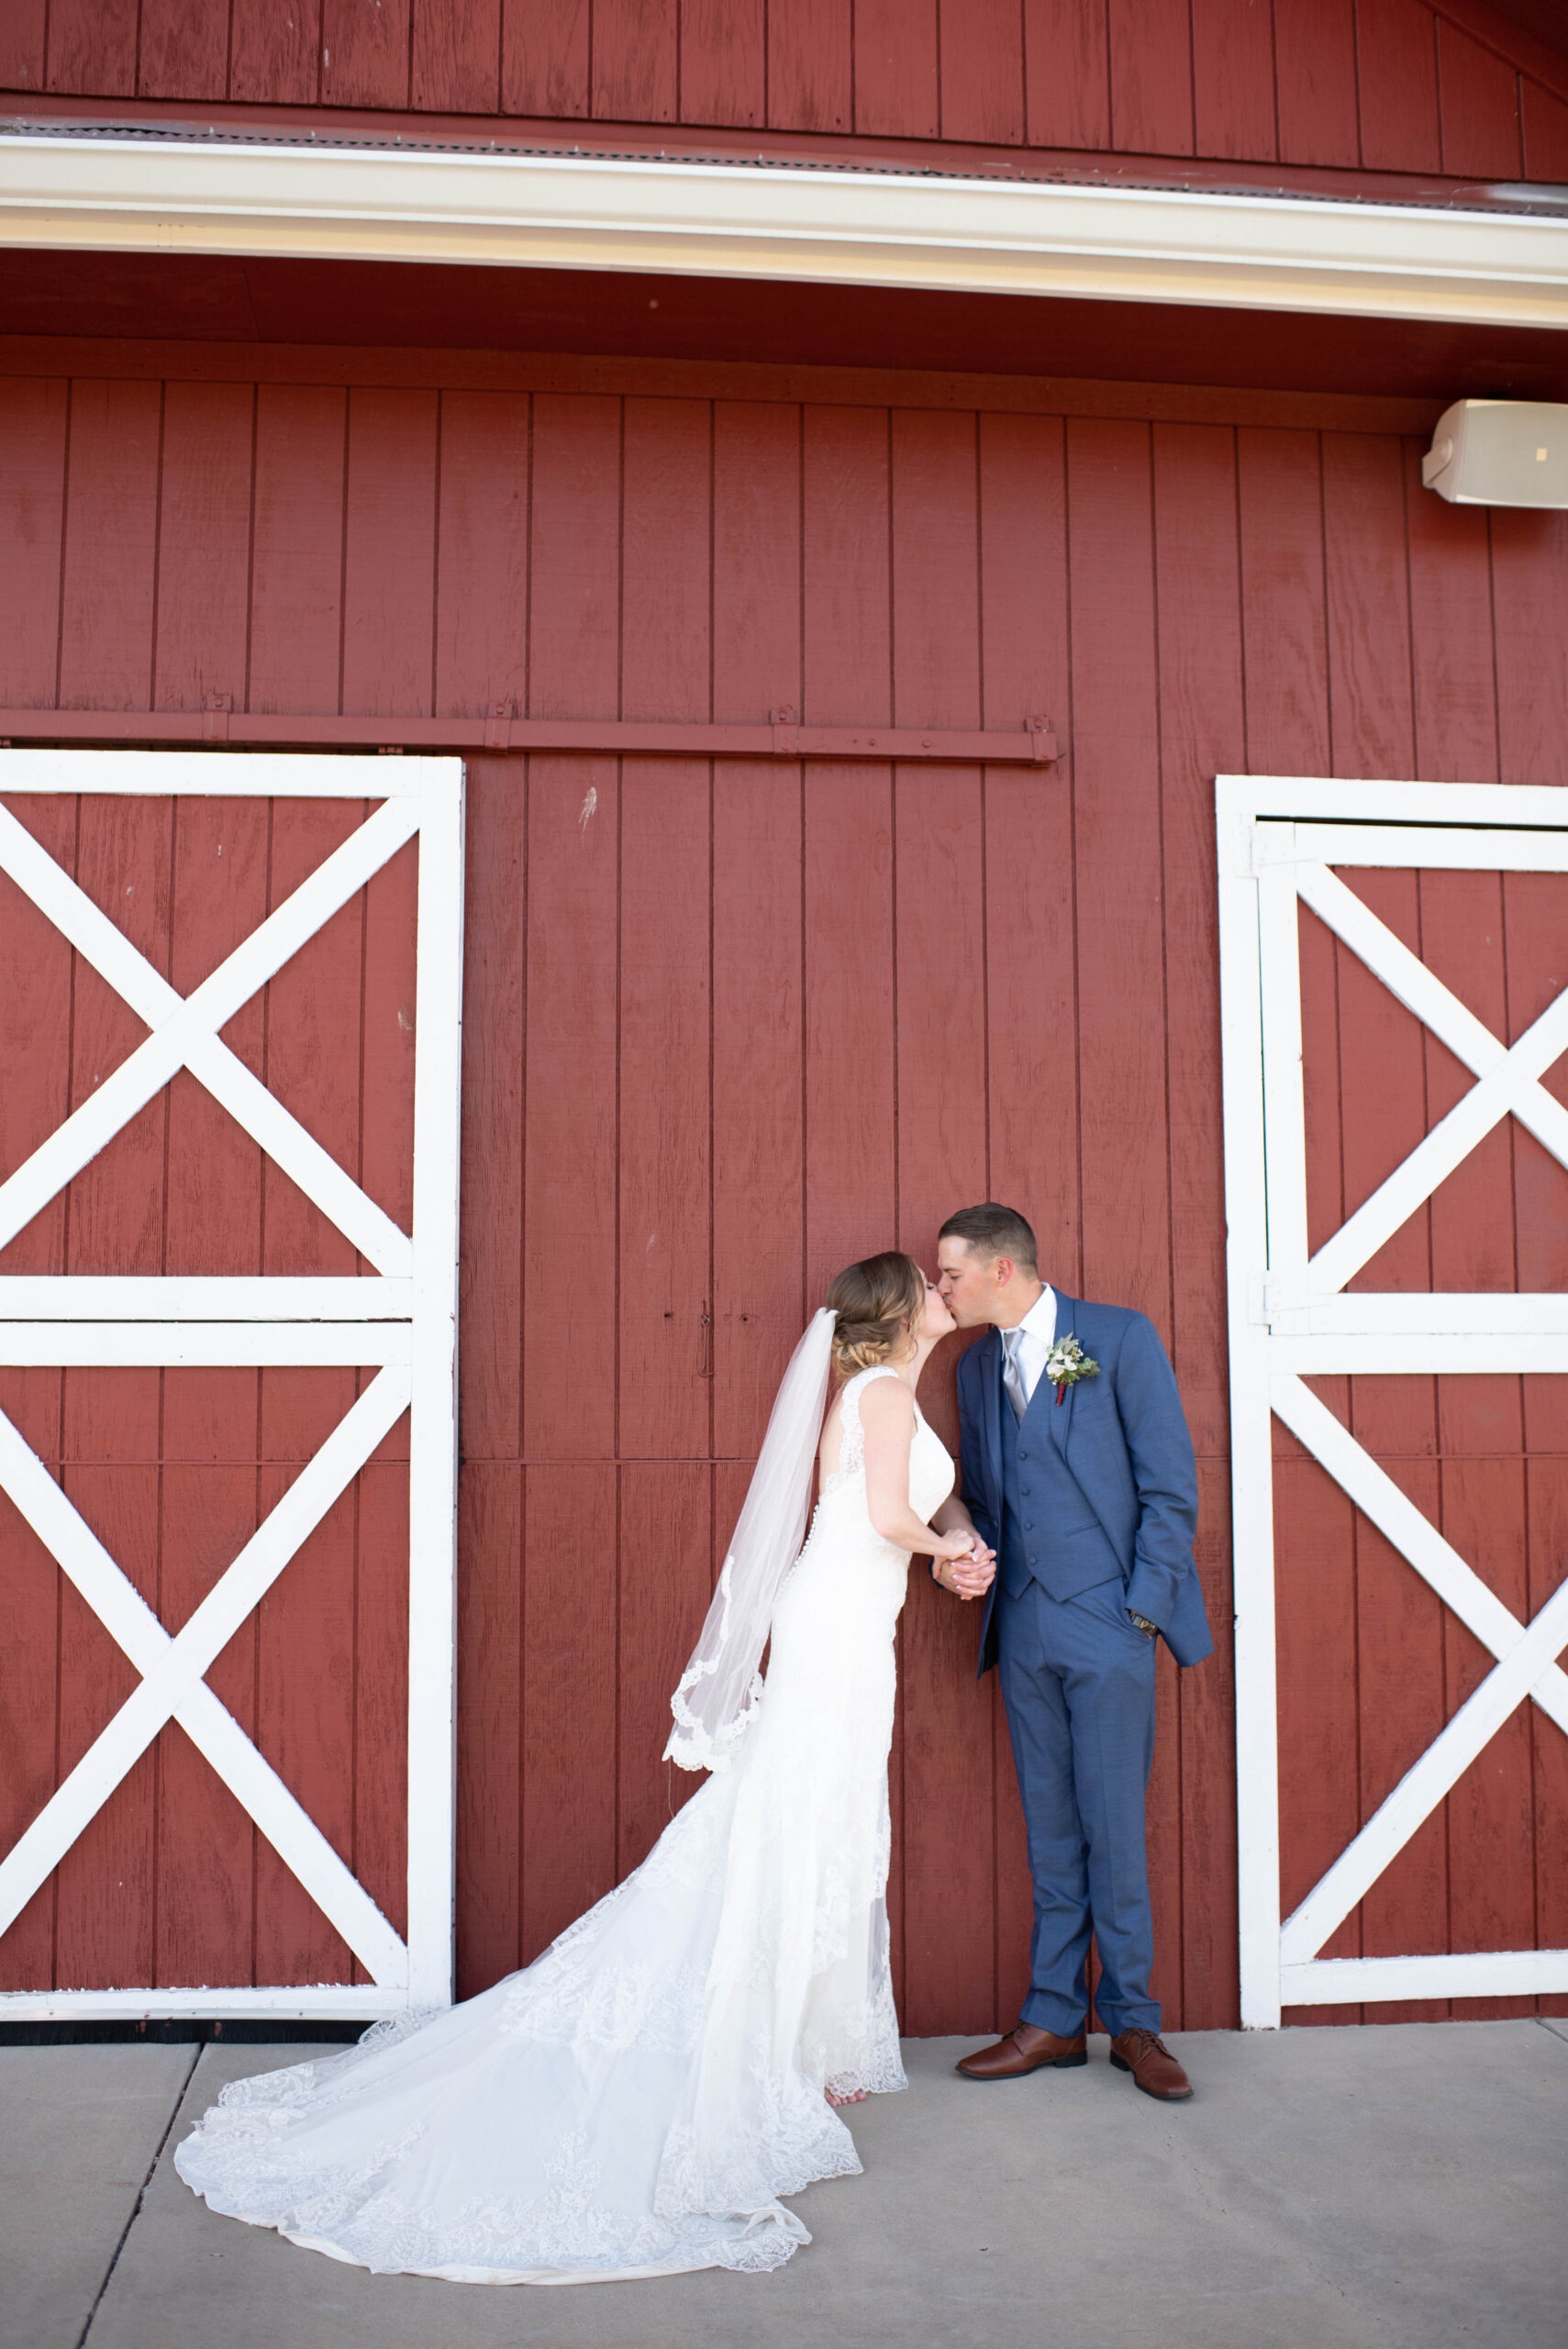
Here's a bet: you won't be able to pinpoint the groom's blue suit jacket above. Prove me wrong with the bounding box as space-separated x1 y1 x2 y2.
955 1295 1214 1675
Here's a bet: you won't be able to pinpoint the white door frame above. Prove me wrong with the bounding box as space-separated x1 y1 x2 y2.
0 750 464 2021
1218 774 1568 2030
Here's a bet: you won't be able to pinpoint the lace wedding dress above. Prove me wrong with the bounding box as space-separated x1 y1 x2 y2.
174 1364 955 2285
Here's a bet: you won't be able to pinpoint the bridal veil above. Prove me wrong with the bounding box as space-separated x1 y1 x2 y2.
664 1306 835 1773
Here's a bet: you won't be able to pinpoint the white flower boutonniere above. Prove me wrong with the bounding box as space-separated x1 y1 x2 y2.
1043 1333 1100 1408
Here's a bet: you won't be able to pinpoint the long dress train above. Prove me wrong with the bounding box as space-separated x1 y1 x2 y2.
173 1365 954 2284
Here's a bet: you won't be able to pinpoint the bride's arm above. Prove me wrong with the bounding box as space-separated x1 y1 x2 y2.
861 1381 977 1563
930 1494 981 1542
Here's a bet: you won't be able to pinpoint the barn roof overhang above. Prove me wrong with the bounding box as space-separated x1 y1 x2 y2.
3 126 1566 330
2 123 1566 406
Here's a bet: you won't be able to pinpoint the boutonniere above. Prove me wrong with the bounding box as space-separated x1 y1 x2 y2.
1043 1333 1100 1407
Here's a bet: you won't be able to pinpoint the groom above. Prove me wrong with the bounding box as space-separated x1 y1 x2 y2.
935 1204 1211 2102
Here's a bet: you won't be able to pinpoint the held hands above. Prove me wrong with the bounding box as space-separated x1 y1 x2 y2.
932 1530 997 1602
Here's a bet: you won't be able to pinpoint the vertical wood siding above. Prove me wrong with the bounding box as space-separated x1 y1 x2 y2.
6 0 1565 183
3 364 1567 2028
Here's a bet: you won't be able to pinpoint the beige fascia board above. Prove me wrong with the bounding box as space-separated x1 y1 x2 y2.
1 133 1565 328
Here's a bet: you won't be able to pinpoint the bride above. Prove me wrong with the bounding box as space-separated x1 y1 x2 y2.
174 1252 995 2285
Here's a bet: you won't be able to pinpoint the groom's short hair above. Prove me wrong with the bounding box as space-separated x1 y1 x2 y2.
939 1203 1038 1270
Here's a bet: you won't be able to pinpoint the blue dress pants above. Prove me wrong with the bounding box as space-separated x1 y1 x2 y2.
995 1572 1160 2037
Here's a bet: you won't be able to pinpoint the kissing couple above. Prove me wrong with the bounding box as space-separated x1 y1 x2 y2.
176 1203 1213 2286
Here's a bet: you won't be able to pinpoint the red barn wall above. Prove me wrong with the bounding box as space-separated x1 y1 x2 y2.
3 0 1566 183
2 344 1566 2029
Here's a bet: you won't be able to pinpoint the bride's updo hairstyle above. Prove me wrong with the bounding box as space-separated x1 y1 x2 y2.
826 1252 927 1380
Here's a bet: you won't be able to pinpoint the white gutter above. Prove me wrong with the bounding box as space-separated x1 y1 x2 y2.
1 131 1565 328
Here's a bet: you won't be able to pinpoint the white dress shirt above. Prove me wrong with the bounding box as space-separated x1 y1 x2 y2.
1001 1285 1057 1418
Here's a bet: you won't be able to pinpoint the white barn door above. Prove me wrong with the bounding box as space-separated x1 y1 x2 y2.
1218 774 1568 2030
0 751 463 2021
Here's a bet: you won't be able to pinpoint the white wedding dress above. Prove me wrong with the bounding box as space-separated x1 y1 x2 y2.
174 1365 955 2284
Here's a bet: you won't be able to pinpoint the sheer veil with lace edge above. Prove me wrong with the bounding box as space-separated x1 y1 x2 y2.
664 1307 836 1773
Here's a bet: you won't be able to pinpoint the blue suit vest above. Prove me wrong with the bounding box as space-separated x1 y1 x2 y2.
997 1364 1126 1605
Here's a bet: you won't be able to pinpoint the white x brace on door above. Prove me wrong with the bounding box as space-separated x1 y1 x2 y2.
1218 774 1568 2030
0 750 464 2020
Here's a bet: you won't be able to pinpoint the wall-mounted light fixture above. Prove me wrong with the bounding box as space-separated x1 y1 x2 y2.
1423 400 1568 507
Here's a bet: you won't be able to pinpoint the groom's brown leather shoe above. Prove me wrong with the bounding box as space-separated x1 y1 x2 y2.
956 2023 1087 2079
1109 2027 1193 2099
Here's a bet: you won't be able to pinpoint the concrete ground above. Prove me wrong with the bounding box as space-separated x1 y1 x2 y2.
4 2021 1565 2349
